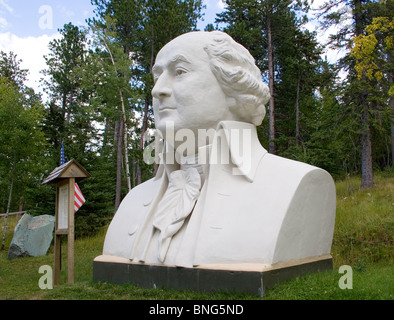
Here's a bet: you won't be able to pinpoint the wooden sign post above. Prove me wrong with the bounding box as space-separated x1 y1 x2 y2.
43 159 90 285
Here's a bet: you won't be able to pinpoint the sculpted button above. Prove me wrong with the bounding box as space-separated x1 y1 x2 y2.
128 225 139 236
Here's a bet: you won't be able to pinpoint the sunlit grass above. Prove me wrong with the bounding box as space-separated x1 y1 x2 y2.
333 174 393 267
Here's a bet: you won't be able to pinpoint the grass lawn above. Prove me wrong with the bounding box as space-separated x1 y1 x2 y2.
0 173 393 300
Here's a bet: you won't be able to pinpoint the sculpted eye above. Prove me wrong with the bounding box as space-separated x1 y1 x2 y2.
175 68 187 76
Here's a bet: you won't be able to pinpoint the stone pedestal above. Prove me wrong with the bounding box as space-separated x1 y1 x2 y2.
93 254 333 297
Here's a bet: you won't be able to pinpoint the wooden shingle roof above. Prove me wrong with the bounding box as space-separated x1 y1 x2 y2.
42 159 91 185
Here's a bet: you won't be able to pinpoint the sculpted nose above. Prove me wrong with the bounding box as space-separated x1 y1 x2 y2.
152 75 172 99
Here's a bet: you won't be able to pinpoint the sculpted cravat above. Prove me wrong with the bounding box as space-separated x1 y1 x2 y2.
152 167 202 262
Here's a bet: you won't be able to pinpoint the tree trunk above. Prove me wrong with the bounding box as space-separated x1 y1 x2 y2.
132 158 136 188
114 118 124 212
389 53 394 166
137 98 150 185
266 0 276 154
102 37 131 192
119 89 131 192
295 75 301 148
390 91 394 166
137 164 142 186
361 105 374 188
354 0 374 188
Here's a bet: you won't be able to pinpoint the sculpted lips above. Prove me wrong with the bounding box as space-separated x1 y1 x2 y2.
159 105 176 111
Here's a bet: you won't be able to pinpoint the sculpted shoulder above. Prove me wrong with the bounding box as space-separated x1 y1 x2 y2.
115 176 162 215
102 176 164 259
253 152 325 189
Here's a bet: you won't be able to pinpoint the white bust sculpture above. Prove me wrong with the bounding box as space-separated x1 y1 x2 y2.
102 31 336 268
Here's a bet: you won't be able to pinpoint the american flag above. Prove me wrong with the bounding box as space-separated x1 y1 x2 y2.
60 141 65 165
60 141 86 213
74 183 85 213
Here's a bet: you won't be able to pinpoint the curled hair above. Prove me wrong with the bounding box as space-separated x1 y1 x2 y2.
204 31 270 126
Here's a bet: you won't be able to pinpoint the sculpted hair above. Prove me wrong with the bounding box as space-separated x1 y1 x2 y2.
204 31 270 126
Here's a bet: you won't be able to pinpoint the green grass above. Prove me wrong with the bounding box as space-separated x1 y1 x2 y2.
333 174 393 268
0 172 393 300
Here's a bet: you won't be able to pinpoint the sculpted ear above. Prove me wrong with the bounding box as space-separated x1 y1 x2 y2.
226 96 241 121
226 96 236 108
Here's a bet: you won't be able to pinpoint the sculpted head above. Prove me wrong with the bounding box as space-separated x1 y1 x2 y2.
152 31 270 142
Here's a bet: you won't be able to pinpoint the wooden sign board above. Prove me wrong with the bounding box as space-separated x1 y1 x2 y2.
57 181 69 230
43 159 90 285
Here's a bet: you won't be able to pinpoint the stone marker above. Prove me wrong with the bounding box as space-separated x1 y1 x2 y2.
7 214 31 259
7 214 55 260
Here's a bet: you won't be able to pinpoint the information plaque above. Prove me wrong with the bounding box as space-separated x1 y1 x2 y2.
57 183 69 230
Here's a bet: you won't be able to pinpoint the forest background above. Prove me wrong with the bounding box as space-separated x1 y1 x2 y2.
0 0 393 237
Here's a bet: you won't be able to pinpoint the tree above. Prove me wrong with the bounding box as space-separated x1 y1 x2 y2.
84 15 136 211
0 51 28 89
0 51 49 247
41 23 95 165
305 59 362 176
316 0 392 187
0 77 47 249
351 14 394 165
273 22 325 156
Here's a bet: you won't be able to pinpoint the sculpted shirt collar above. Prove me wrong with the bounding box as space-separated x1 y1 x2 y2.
155 120 268 183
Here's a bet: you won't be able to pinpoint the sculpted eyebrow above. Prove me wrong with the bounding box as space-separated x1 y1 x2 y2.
169 54 191 65
152 54 191 77
152 64 161 75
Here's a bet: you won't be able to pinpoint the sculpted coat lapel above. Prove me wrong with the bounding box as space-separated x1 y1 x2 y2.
103 121 336 268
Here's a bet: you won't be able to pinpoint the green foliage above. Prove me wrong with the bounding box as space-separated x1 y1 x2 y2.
39 22 119 234
216 0 266 66
351 15 394 94
0 76 49 213
316 0 394 187
73 152 116 237
41 23 96 163
0 51 28 89
84 15 135 121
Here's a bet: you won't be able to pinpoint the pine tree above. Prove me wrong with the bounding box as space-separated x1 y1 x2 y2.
351 13 394 166
316 0 392 187
41 23 95 166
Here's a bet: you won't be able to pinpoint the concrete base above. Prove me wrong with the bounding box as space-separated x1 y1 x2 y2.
93 254 333 297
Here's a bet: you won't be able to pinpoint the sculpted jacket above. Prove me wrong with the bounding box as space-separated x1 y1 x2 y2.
103 121 336 268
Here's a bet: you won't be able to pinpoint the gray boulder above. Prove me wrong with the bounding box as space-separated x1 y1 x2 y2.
7 214 55 260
